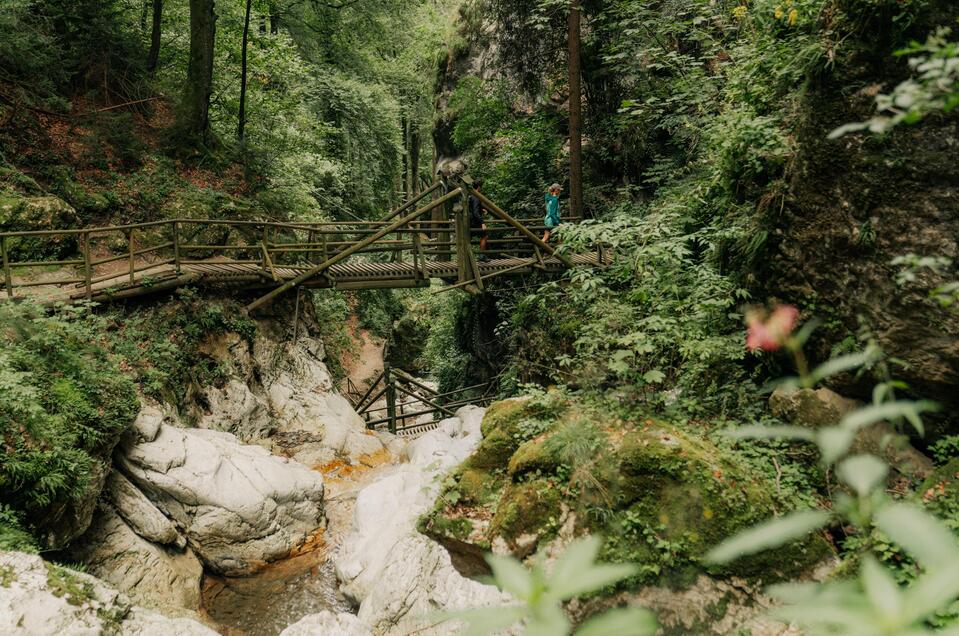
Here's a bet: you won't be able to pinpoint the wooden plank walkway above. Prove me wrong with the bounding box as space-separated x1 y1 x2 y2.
0 176 607 307
41 253 599 303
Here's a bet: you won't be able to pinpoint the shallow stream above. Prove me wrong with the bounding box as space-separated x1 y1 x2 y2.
202 544 352 636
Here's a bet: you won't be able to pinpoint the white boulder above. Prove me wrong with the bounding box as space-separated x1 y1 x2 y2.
117 417 325 575
325 406 509 635
282 611 372 636
0 551 216 636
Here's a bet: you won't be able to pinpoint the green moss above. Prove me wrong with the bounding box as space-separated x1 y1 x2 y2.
508 437 559 480
490 479 562 542
0 565 14 588
919 458 959 531
608 423 832 582
466 428 516 471
45 562 95 607
481 399 533 438
429 514 474 541
459 468 501 505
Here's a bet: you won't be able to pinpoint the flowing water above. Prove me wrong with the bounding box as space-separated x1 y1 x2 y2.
202 545 353 636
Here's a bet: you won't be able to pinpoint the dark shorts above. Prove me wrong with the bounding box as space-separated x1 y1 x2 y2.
469 222 488 239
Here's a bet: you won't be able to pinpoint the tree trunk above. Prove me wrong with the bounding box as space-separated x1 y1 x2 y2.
269 3 279 34
568 1 584 220
146 0 163 75
410 127 420 196
178 0 216 144
401 115 410 201
237 0 253 143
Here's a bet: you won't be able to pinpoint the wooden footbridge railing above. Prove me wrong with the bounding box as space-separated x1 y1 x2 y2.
0 175 605 309
349 339 498 436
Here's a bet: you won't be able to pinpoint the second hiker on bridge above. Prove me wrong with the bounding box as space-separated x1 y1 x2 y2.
469 179 489 253
543 183 562 243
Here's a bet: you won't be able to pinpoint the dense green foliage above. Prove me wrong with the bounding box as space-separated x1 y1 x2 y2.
0 303 138 550
0 0 458 228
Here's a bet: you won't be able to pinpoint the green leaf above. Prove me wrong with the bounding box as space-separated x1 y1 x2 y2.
550 536 602 585
576 608 658 636
486 554 533 599
808 349 878 385
902 564 959 625
875 503 959 569
836 454 888 497
549 563 640 600
706 510 830 564
860 556 902 621
642 369 666 384
816 427 856 466
839 401 937 433
526 603 571 636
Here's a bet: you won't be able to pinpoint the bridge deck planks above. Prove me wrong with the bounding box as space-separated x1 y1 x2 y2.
40 252 601 303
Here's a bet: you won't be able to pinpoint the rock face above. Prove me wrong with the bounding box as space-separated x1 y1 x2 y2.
770 386 933 480
192 325 387 464
67 504 204 610
771 95 959 425
287 406 508 636
116 408 326 575
0 551 216 636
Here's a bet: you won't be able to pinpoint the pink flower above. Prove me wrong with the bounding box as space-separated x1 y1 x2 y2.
746 305 799 352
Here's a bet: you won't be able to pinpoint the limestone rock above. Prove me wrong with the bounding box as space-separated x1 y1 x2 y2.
333 406 509 635
197 378 274 441
0 551 216 636
117 419 325 575
105 471 186 548
281 611 372 636
252 332 387 462
68 504 203 610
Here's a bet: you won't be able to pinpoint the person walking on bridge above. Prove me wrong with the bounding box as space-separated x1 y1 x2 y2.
543 183 562 243
469 179 489 253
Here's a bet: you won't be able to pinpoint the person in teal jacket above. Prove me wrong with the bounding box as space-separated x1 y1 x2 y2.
543 183 562 242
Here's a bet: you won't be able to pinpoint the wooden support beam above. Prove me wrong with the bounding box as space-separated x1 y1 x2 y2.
244 189 459 312
460 178 574 268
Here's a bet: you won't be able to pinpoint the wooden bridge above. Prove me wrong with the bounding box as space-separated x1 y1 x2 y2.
0 176 604 310
345 339 498 436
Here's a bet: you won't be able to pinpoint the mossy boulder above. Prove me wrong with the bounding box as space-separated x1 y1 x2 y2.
480 398 534 438
458 467 501 505
490 478 562 544
507 438 559 479
466 427 517 471
607 423 832 582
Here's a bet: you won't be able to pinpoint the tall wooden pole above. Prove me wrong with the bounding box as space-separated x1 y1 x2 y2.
568 1 584 221
237 0 253 143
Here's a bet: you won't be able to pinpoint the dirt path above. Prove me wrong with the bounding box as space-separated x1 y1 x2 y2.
338 315 385 397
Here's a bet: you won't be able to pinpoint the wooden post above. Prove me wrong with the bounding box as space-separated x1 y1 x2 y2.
82 231 92 300
127 229 136 285
173 221 181 275
2 236 12 298
440 176 453 262
384 361 397 434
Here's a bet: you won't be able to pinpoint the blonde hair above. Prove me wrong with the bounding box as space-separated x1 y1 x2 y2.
549 183 561 192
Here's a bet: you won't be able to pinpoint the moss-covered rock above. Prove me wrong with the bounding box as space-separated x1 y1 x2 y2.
480 398 533 438
507 437 559 479
608 422 832 582
458 467 501 505
466 427 517 471
490 479 562 543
